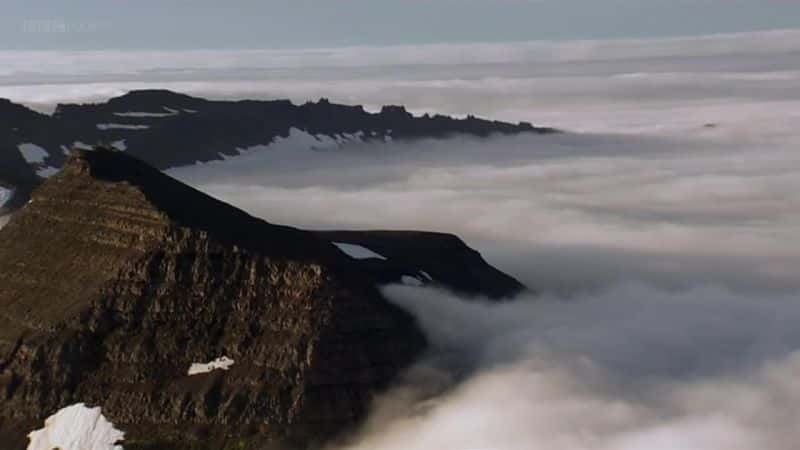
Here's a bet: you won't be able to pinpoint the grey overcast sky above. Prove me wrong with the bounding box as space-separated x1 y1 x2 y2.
1 0 799 50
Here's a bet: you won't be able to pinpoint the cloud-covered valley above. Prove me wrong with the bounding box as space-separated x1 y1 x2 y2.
170 29 800 450
171 128 800 296
4 28 800 449
333 284 800 450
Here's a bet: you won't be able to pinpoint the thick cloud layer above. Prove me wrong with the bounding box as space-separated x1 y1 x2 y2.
169 122 800 449
172 30 800 449
3 29 799 448
139 29 798 295
331 285 800 450
171 127 800 295
2 28 800 132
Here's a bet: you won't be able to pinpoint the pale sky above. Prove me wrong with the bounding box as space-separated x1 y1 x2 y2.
1 0 799 49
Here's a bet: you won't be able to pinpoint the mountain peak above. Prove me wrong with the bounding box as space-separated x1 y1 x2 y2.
56 147 345 263
108 89 204 106
0 144 526 449
0 147 427 448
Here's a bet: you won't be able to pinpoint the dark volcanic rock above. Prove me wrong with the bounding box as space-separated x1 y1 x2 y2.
0 148 526 450
317 231 526 299
0 90 557 211
0 149 427 449
0 100 50 213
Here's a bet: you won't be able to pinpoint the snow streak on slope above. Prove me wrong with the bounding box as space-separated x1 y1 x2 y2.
333 242 388 260
187 356 235 376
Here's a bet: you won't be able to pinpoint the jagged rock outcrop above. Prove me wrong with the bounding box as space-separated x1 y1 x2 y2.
317 231 525 299
0 148 526 450
0 90 557 212
0 149 427 449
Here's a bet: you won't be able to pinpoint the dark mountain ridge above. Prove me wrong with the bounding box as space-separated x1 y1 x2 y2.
317 230 526 299
0 90 556 213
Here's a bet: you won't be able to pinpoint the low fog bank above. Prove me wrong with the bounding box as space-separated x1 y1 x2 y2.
330 284 800 450
171 125 800 296
170 108 800 449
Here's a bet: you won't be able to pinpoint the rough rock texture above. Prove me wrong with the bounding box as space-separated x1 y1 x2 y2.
0 149 429 450
318 231 525 299
0 90 557 212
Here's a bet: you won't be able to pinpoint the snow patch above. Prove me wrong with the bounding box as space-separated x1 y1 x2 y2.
333 242 388 260
419 271 433 281
183 108 198 113
274 128 331 152
271 128 365 152
187 356 235 376
37 166 59 178
184 128 371 169
163 106 180 114
401 275 424 286
18 143 48 164
96 124 150 130
26 403 124 450
111 140 127 151
308 133 339 151
113 111 176 118
232 128 367 158
63 141 94 153
0 187 13 208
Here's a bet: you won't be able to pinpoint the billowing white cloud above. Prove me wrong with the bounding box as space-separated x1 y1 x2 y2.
3 28 800 448
164 30 800 447
329 284 800 450
171 124 800 294
1 28 799 130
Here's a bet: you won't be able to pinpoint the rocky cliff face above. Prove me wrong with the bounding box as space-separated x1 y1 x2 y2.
318 231 525 299
0 149 427 449
0 149 526 450
0 90 556 212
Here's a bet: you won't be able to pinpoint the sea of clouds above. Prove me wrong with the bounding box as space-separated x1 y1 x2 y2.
331 284 800 450
4 29 800 449
168 30 800 450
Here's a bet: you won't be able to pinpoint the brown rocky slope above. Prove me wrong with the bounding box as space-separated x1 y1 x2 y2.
0 148 525 449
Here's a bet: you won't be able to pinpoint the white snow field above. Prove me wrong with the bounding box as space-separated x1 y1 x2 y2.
27 403 124 450
333 242 388 260
17 143 48 164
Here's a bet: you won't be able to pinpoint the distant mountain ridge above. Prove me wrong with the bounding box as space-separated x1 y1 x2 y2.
0 90 555 213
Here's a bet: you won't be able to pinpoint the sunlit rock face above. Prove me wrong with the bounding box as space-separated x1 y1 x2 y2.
0 148 523 449
0 149 427 449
